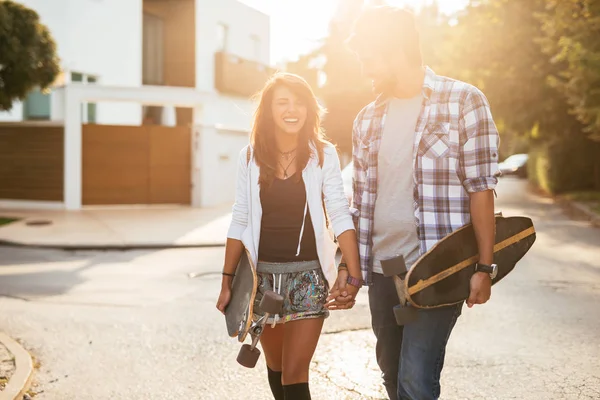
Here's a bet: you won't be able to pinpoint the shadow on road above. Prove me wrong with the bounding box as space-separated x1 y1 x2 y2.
0 246 160 299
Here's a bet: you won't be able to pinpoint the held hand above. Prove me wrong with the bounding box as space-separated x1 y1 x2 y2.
216 286 232 314
326 269 351 304
326 283 359 310
325 269 360 310
467 272 492 308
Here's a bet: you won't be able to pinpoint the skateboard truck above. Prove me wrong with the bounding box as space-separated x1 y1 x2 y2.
236 290 284 368
381 254 419 326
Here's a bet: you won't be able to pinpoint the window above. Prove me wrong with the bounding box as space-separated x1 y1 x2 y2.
250 34 261 61
71 72 98 124
217 23 228 52
143 12 164 85
23 89 51 121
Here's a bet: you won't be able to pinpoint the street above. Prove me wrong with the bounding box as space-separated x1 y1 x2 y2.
0 177 599 399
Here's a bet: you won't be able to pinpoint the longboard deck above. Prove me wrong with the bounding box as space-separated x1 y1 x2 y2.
406 216 536 309
225 250 257 341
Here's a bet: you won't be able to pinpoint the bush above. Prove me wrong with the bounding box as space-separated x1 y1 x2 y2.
528 135 600 194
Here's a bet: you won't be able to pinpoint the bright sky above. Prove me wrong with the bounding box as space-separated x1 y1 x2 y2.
238 0 470 65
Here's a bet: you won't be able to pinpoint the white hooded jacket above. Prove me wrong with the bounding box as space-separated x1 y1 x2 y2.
226 143 355 287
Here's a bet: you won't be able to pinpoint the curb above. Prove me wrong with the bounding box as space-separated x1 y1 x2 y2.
0 240 226 251
556 197 600 228
0 333 33 400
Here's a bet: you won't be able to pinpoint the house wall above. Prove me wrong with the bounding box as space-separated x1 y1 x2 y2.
195 0 270 98
0 0 143 125
1 0 272 209
192 0 270 207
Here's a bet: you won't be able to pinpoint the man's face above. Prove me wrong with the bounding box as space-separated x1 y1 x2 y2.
353 40 406 95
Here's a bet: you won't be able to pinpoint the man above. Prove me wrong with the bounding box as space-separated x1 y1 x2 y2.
334 6 500 400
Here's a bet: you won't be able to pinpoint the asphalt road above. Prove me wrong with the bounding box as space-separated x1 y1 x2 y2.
0 177 599 399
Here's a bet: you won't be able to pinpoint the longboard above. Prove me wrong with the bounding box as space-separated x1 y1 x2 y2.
225 250 257 342
381 215 536 323
407 215 536 308
224 250 284 368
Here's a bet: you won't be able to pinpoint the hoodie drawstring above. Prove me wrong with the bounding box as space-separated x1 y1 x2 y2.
295 199 308 257
271 273 283 328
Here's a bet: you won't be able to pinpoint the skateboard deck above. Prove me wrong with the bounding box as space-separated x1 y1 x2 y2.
405 215 536 308
225 250 257 342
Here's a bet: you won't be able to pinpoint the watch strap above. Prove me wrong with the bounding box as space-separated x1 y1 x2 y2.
346 275 363 288
475 263 494 273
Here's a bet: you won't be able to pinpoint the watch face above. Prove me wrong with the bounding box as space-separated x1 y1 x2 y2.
490 264 498 279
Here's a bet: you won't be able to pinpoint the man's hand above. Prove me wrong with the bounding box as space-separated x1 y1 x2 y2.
325 269 359 310
467 271 491 308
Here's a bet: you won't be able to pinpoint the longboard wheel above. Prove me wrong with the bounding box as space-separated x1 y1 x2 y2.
260 290 284 315
393 304 418 326
237 344 261 368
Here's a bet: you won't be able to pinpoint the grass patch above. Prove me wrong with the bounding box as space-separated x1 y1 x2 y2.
0 217 17 227
563 191 600 216
563 191 600 202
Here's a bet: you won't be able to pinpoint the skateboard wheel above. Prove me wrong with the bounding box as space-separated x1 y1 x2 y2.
237 344 261 368
381 255 408 278
393 305 418 326
260 290 284 315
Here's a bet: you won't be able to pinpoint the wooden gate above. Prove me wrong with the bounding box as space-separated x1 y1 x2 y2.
82 124 191 205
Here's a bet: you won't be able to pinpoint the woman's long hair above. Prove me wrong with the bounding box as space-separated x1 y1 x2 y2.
250 72 329 188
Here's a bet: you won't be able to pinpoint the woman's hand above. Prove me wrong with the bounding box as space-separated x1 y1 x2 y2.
325 269 360 310
216 284 232 314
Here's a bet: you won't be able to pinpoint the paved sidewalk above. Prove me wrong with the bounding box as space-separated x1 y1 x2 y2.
0 204 233 249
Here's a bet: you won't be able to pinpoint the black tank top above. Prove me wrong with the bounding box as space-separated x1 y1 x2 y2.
258 172 319 262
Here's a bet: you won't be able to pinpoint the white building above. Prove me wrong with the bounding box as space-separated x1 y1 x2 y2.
0 0 273 210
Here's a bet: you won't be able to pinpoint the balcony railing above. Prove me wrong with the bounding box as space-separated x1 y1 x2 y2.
214 51 276 97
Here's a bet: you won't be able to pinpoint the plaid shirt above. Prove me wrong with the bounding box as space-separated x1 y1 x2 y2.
350 67 500 285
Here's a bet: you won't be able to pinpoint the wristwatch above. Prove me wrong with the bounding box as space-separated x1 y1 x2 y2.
475 263 498 279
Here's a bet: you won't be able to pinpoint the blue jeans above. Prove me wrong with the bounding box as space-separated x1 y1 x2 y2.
368 273 463 400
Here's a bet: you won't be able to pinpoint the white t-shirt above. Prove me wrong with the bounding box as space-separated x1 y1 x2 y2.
372 95 423 274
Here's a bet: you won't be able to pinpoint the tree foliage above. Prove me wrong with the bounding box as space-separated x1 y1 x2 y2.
0 0 60 111
538 0 600 141
290 0 600 188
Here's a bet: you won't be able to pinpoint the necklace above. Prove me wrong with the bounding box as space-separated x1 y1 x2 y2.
279 155 297 179
279 147 297 161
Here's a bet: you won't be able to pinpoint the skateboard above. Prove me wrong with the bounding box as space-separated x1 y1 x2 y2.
225 250 284 368
381 214 536 325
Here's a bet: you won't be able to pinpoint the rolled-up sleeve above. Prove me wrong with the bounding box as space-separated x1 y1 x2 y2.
322 145 355 238
226 146 249 240
459 88 501 193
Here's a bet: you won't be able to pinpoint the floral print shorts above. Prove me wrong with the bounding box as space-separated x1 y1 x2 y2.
253 260 330 324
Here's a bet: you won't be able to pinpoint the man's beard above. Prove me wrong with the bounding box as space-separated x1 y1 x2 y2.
372 75 398 96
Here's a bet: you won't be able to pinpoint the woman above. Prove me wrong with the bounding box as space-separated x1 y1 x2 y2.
216 72 362 400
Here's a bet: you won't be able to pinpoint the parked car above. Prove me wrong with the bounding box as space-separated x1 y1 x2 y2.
498 153 529 178
341 161 353 204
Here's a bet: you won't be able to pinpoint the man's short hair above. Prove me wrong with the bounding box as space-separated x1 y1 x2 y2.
346 5 423 67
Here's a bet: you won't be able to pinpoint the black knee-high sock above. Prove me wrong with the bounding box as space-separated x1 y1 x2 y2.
283 382 311 400
267 367 284 400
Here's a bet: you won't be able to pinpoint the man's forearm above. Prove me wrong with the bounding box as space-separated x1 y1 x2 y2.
469 190 495 265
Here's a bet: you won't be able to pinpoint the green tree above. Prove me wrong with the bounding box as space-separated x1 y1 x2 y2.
438 0 579 148
538 0 600 142
0 0 60 111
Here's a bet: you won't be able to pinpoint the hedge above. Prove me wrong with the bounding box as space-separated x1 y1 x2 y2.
528 135 600 194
